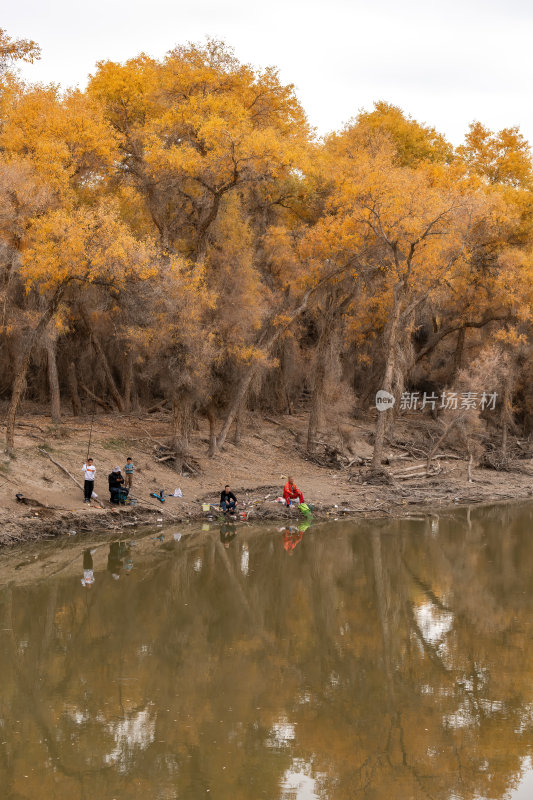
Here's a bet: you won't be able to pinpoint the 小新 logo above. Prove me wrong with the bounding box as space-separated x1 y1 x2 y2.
375 390 395 412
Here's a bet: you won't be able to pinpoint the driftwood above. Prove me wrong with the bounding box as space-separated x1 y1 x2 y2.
152 447 201 475
395 465 442 480
140 426 170 450
147 399 170 413
0 421 44 433
252 433 272 445
38 448 83 490
426 414 466 471
18 422 45 432
182 460 201 475
80 384 113 410
264 416 299 438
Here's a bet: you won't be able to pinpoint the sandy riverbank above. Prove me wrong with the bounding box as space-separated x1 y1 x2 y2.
1 409 533 548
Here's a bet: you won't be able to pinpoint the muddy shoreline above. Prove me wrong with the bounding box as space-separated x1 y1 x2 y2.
2 479 533 549
2 410 533 550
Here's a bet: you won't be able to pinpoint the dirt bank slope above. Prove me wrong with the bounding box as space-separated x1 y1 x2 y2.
1 409 533 547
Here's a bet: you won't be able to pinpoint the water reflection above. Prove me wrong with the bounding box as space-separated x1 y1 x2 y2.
220 523 237 548
81 548 95 587
106 541 132 580
0 504 533 798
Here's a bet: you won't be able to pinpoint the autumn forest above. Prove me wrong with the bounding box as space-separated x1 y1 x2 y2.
2 28 533 470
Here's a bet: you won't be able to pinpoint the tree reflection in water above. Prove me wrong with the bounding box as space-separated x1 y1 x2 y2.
0 503 532 799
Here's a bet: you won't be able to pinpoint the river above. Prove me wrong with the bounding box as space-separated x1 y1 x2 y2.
0 503 532 799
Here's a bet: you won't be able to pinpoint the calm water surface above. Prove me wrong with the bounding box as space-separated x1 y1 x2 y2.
1 505 532 799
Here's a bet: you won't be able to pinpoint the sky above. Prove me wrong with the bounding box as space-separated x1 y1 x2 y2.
3 0 533 145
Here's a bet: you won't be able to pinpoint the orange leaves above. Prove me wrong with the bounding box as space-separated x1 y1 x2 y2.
457 122 533 188
324 124 483 290
88 55 160 128
0 157 53 244
0 28 40 69
494 247 533 321
88 40 310 257
3 24 533 432
355 101 453 167
21 202 154 293
0 86 119 198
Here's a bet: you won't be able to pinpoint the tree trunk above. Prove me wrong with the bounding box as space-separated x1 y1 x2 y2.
206 405 217 458
172 392 192 472
80 383 113 411
426 411 465 473
307 286 355 454
5 284 66 454
501 376 511 460
233 410 242 445
194 193 222 264
452 326 466 379
306 322 333 454
216 290 313 453
44 334 61 423
123 351 134 413
67 361 82 416
216 363 258 453
79 304 124 412
371 297 402 471
38 359 48 403
285 388 294 415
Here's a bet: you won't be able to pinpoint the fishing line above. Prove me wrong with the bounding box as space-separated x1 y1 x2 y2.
85 334 97 461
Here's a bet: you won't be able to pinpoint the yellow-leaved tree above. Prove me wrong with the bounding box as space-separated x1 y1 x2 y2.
4 202 153 452
88 40 310 260
311 128 487 470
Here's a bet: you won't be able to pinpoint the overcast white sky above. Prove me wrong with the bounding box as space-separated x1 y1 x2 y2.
4 0 533 145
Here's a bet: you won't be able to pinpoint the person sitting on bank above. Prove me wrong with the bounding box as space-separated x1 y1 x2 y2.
108 467 127 504
283 476 304 507
220 485 237 514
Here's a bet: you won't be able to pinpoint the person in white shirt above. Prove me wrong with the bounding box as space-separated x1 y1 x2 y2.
82 458 96 504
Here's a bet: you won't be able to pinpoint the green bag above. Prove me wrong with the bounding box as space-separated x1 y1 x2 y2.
298 503 312 516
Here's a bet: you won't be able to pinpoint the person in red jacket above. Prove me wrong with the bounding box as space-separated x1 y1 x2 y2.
283 476 304 507
282 526 303 551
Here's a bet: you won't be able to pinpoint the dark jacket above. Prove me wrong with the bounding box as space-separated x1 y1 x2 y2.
220 490 237 505
108 472 124 491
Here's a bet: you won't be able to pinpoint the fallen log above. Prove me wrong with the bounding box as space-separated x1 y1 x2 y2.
80 384 113 410
182 460 201 475
147 399 170 413
393 463 426 475
140 426 170 450
38 448 84 490
395 465 442 480
264 416 299 438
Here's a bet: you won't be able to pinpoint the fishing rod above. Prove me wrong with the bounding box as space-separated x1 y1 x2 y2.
86 396 96 461
85 337 97 462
